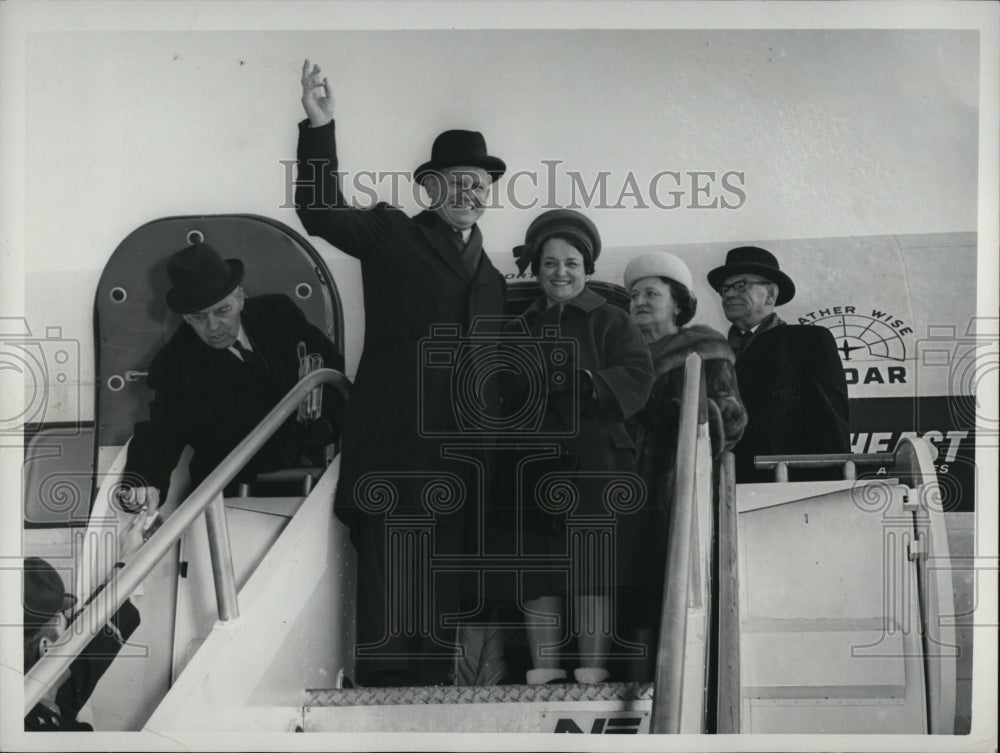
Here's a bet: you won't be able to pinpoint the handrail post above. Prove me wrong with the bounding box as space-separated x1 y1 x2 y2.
651 352 702 734
715 451 741 733
204 493 239 621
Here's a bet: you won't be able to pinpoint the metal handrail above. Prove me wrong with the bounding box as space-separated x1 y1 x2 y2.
715 451 741 733
754 452 896 482
24 368 351 714
651 352 704 733
754 453 896 468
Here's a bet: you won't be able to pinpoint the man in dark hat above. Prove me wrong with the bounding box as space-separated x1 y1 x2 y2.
23 557 84 731
293 60 508 686
708 246 850 482
121 241 344 511
23 557 140 731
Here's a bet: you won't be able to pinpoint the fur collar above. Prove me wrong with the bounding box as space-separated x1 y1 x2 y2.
647 325 735 375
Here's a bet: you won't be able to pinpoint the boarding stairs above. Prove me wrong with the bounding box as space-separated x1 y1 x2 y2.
24 349 958 736
282 359 956 735
141 353 720 734
25 349 958 735
296 352 717 735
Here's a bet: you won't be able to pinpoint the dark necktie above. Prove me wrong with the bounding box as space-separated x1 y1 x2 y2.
232 340 257 365
729 329 749 357
453 227 481 276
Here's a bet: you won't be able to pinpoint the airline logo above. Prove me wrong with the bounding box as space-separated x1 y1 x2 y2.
799 306 913 391
542 711 649 733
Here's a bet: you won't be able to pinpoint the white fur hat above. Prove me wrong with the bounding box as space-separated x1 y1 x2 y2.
623 252 693 293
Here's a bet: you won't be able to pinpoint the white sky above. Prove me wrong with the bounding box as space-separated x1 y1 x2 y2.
4 22 989 395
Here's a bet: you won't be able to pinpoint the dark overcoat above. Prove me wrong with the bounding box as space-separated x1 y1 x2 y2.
510 288 654 491
731 316 850 482
495 288 653 601
124 294 344 492
295 120 507 684
619 325 746 627
295 120 507 524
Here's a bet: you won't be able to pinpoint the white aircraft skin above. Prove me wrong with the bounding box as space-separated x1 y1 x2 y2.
3 11 994 746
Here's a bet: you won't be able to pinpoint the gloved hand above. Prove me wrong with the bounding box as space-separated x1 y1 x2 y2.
284 417 339 468
297 417 338 447
637 397 680 429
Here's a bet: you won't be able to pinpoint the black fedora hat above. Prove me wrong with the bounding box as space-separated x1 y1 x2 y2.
414 129 506 183
707 245 795 305
166 242 245 314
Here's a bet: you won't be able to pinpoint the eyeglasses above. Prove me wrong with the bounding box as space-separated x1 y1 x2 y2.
719 278 769 295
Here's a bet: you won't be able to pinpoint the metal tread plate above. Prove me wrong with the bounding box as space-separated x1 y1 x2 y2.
305 682 653 707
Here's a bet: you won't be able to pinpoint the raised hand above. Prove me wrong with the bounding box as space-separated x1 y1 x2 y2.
301 59 335 127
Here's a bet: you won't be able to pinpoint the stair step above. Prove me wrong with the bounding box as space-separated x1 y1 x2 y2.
302 683 653 733
307 681 652 706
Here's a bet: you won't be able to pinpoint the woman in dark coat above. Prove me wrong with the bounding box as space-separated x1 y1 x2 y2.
619 252 747 680
502 210 654 684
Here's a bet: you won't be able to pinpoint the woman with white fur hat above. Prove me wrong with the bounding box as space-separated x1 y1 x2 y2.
617 252 747 681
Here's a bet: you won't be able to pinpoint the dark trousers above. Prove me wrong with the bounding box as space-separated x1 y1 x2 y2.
351 514 468 686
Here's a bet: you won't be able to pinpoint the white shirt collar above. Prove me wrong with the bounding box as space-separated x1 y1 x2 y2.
228 326 252 359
